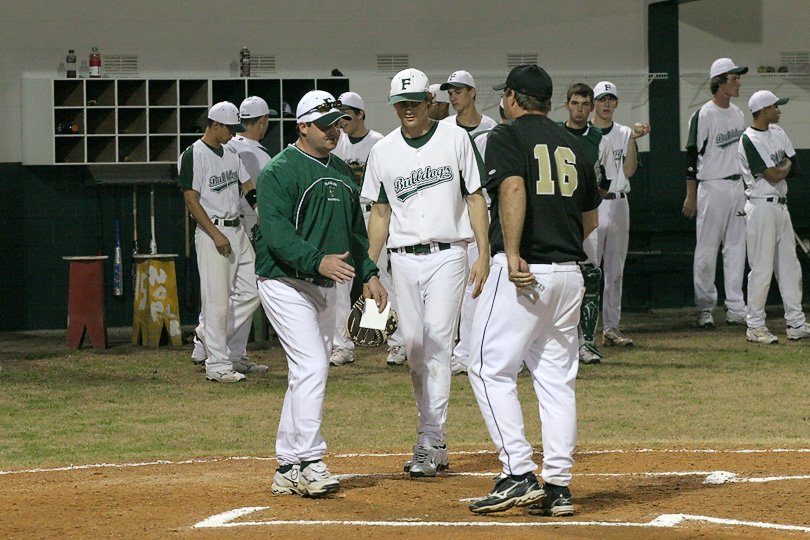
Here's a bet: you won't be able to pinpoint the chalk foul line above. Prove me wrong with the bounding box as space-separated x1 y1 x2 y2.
192 508 810 533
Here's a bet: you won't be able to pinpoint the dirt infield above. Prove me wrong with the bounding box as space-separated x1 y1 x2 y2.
2 448 809 539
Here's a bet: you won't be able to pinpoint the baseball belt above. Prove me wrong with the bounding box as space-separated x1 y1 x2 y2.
212 218 241 227
604 192 627 200
389 242 451 255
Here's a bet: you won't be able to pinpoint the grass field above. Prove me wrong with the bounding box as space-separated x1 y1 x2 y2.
1 307 809 471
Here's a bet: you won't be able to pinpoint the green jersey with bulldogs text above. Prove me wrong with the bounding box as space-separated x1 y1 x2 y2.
177 139 250 219
487 115 601 264
687 100 745 180
254 144 378 284
361 120 482 248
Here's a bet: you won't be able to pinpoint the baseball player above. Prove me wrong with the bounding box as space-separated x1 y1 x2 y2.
738 90 810 344
178 102 261 383
428 83 451 121
560 83 617 364
684 58 748 328
363 68 490 477
467 64 600 516
590 81 650 347
255 90 387 497
328 91 405 367
440 70 498 136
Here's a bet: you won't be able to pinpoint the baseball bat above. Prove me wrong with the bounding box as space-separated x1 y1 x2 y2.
132 184 139 291
149 185 157 255
184 210 194 309
795 232 810 261
113 188 123 296
95 186 103 256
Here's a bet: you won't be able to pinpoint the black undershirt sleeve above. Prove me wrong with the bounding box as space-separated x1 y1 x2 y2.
686 146 698 180
787 154 800 179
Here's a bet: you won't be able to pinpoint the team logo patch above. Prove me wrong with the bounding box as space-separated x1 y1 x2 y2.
394 165 453 202
488 169 497 176
209 170 240 193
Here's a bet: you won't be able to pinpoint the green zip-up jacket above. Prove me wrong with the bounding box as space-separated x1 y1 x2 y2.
254 144 378 285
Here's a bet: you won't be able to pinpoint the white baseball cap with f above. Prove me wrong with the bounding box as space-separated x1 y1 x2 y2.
208 101 246 132
296 90 351 126
338 91 365 111
594 81 618 100
389 68 430 104
749 90 789 113
239 96 277 119
710 58 748 79
440 70 476 91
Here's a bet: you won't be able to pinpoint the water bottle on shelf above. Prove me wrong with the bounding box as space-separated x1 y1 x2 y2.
89 47 101 78
66 50 77 78
240 47 250 77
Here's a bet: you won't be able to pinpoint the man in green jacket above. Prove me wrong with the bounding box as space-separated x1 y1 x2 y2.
255 90 388 498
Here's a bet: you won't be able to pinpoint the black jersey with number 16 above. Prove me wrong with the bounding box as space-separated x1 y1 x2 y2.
485 114 601 264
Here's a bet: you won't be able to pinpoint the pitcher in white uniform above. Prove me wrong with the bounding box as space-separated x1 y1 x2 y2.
363 68 490 478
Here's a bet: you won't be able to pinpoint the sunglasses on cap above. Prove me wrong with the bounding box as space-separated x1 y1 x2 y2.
302 99 342 116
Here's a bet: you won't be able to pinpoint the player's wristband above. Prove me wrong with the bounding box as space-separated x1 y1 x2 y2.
245 188 257 208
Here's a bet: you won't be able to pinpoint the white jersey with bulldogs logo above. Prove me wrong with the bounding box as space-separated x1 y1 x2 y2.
362 120 481 248
688 101 746 181
602 122 633 194
179 139 250 219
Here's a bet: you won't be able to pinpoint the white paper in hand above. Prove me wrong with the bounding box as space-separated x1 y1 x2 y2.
359 298 390 330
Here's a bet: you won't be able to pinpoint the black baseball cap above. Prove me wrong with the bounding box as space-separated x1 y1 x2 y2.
493 64 553 101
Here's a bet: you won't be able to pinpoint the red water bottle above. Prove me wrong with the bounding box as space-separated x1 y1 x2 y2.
89 47 101 78
240 47 250 77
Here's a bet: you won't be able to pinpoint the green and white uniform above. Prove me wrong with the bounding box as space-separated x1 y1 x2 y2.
178 139 260 374
254 143 378 466
738 124 805 330
686 101 747 319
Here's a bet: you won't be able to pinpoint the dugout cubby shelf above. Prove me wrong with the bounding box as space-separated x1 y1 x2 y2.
23 76 349 165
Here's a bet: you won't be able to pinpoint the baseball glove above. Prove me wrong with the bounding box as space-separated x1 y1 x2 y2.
345 296 398 347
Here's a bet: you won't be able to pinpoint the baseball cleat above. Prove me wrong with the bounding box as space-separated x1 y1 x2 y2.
450 355 468 375
271 464 302 495
191 357 206 366
232 356 269 373
386 345 407 366
725 311 746 326
329 347 354 366
746 326 778 344
578 343 602 365
469 472 545 514
786 323 810 340
603 328 633 347
527 483 575 517
298 461 340 497
405 443 449 477
697 310 715 328
205 369 246 383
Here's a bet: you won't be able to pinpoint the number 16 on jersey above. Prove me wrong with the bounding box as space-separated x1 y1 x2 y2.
534 144 578 196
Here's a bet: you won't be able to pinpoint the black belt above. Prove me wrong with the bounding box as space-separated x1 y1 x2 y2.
766 196 787 204
604 192 627 200
212 218 241 227
724 174 741 180
301 276 335 288
389 242 452 255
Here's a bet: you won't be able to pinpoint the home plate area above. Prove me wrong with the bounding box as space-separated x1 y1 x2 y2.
190 448 810 539
3 448 810 540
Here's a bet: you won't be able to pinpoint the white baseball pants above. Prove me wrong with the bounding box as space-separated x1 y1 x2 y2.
468 253 583 486
597 196 630 330
332 245 403 351
391 244 467 446
451 240 479 366
694 180 747 317
195 224 260 370
744 200 806 329
258 277 335 466
193 304 253 362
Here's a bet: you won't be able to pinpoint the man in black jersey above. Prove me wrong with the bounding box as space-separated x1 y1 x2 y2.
467 65 601 517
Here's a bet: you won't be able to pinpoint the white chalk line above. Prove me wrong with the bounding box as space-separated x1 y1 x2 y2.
192 507 810 533
3 447 810 477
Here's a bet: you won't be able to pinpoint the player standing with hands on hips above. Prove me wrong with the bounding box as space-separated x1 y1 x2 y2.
178 102 261 383
363 68 490 478
738 90 810 343
590 81 650 347
684 58 748 328
255 90 387 497
467 64 600 516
